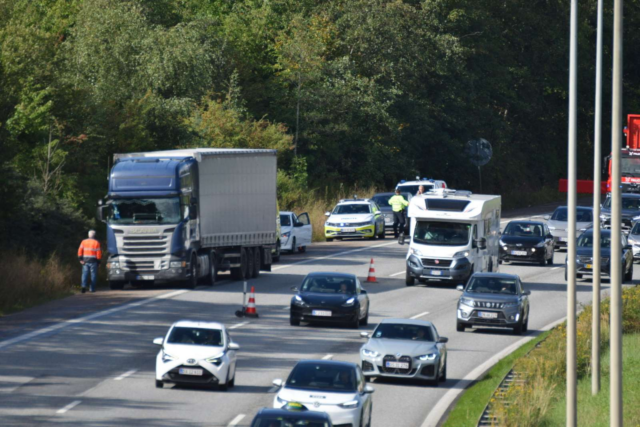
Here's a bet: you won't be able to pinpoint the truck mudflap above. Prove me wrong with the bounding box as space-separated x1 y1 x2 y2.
261 247 273 271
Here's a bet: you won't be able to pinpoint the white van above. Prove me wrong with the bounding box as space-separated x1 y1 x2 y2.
403 189 501 286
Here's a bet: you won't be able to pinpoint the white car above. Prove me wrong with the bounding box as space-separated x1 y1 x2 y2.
324 198 385 242
273 360 374 427
153 320 239 391
280 211 312 253
396 177 448 195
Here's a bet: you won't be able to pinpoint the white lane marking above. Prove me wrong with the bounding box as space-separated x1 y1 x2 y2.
420 316 567 427
390 271 405 277
283 306 290 310
551 266 562 270
227 414 246 426
322 354 334 360
56 400 81 414
229 322 249 330
268 386 279 393
114 369 137 381
410 311 430 319
0 376 33 393
0 289 188 352
272 242 398 272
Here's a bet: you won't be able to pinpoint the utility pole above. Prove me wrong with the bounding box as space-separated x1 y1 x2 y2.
591 0 603 397
610 0 624 424
566 0 578 424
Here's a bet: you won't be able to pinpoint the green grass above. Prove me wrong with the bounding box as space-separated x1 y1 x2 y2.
442 330 552 427
544 333 640 426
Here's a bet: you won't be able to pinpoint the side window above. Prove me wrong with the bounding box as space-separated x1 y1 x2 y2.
298 213 310 225
355 279 362 294
356 368 364 392
431 326 439 340
472 225 478 248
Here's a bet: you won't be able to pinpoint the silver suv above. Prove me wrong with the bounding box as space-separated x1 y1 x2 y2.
456 273 531 335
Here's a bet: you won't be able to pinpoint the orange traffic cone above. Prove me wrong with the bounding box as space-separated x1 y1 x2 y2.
245 286 259 318
366 258 378 283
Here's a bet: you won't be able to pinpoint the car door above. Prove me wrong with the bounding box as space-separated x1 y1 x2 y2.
356 279 369 316
296 212 312 246
432 325 446 372
226 331 237 373
355 367 371 420
518 279 529 319
622 234 631 273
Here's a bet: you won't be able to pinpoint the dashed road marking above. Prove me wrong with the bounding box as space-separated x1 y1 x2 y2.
322 354 334 360
551 266 562 271
228 414 246 426
390 271 405 277
114 369 137 381
268 386 279 393
56 400 81 414
229 322 249 330
410 311 430 319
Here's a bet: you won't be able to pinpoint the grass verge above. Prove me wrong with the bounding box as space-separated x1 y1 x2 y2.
0 252 76 317
442 330 552 427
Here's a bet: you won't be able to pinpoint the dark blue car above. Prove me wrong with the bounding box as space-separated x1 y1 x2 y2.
251 405 333 427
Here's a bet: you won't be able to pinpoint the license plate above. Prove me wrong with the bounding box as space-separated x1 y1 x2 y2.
560 237 568 242
136 275 154 280
430 270 442 276
586 264 593 269
342 227 356 233
179 368 203 376
385 218 393 224
510 251 527 256
479 312 498 319
385 361 409 369
312 310 332 317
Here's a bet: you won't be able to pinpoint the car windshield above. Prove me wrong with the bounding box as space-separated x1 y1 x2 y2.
372 323 435 342
300 275 356 295
332 204 371 214
167 327 223 346
503 223 543 237
286 363 356 392
107 197 182 225
550 207 592 222
371 195 392 207
397 184 435 194
577 233 612 249
631 222 640 235
280 214 292 227
466 277 519 294
413 221 471 246
603 196 640 210
621 157 640 176
252 417 330 427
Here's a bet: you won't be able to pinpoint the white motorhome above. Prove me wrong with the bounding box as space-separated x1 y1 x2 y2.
404 189 501 286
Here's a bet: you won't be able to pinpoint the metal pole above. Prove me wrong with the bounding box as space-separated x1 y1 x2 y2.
610 0 624 423
591 0 603 397
566 0 578 424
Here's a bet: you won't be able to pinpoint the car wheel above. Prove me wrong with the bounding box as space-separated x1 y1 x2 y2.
547 253 554 265
290 317 300 326
219 373 229 391
624 262 633 282
155 380 163 389
246 247 255 279
367 404 373 427
439 361 447 382
539 256 546 266
292 238 298 254
513 316 524 335
405 269 415 286
360 310 369 326
456 321 465 332
326 238 334 242
523 314 529 332
229 370 236 388
350 313 360 329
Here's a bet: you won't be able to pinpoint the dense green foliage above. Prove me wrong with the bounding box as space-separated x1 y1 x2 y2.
1 0 639 255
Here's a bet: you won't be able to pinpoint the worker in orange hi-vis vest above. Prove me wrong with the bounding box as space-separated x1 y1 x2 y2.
78 230 102 293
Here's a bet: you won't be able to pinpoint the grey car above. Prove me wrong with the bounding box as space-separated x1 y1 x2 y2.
545 206 594 250
565 229 634 282
628 221 640 261
456 273 531 335
359 318 448 385
600 193 640 234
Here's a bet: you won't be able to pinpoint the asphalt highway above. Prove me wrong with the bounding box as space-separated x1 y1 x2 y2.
0 204 624 427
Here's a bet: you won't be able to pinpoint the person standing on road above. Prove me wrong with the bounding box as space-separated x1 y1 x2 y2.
78 230 102 293
389 189 409 238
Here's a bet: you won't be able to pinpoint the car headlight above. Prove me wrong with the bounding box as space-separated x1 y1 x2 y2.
362 348 379 358
453 251 470 259
282 231 290 238
170 261 186 268
600 214 609 220
162 351 176 363
460 297 475 307
276 395 289 405
293 295 307 306
629 238 638 245
417 353 437 361
342 297 356 307
205 351 226 366
499 240 507 247
548 226 556 231
535 241 545 247
503 301 520 307
339 400 359 409
410 247 423 256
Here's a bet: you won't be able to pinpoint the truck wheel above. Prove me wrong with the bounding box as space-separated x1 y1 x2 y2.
109 281 125 290
273 240 281 263
406 270 415 286
231 249 248 281
252 248 261 278
208 253 217 286
246 248 255 279
186 255 198 289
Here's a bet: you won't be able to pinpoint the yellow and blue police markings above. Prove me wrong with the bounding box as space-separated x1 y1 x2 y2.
324 221 377 238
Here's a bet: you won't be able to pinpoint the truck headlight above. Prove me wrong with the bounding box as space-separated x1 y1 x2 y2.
410 247 423 256
453 251 470 259
107 262 120 269
170 261 186 268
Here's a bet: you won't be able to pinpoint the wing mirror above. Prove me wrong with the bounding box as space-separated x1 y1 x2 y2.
438 336 449 343
228 342 240 351
543 214 551 220
360 289 367 294
523 290 532 296
360 332 370 338
325 211 331 217
363 385 375 394
272 379 283 387
456 284 464 291
153 337 164 346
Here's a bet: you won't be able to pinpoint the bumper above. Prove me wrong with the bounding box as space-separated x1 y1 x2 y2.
500 247 545 263
108 267 189 283
457 306 521 327
156 357 230 385
274 398 361 426
325 225 375 239
406 255 471 282
290 305 359 324
361 356 440 380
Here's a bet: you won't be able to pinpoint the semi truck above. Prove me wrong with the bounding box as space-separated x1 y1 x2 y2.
97 148 278 290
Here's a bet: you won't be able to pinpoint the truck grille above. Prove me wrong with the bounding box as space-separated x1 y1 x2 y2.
422 258 453 267
118 228 174 273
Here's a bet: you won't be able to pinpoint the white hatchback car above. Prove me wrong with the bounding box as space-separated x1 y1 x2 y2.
280 211 312 253
153 320 239 391
273 360 374 427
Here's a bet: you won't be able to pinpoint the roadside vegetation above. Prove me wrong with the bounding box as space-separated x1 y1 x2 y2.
458 286 640 426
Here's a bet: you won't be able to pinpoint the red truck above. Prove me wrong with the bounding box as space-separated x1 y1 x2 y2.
559 114 640 194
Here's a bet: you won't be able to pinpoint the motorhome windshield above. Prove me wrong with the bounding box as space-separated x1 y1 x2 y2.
413 221 471 246
107 197 182 225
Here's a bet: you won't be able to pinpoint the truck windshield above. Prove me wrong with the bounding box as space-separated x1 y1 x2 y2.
107 198 182 225
621 157 640 176
413 221 471 246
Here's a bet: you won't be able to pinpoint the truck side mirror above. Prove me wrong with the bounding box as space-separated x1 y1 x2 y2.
189 208 198 220
96 203 107 223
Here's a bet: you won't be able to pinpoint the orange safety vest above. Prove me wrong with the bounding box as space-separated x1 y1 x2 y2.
78 238 102 262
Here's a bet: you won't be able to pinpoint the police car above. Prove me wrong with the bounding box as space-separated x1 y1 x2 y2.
324 197 385 242
396 177 448 195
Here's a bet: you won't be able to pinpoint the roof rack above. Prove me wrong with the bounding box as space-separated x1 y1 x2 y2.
425 188 472 198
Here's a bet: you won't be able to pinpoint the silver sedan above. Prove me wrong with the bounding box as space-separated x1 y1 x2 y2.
359 318 448 385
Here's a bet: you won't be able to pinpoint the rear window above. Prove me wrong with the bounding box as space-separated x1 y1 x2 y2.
551 207 592 222
167 327 223 346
